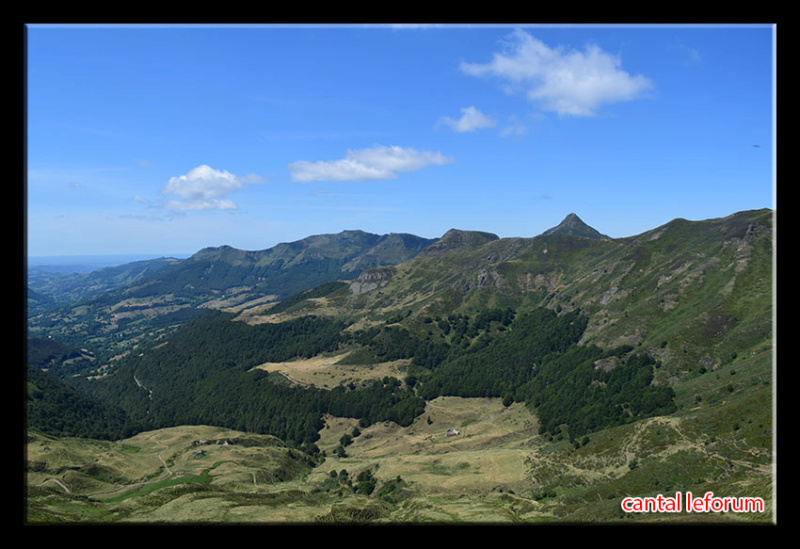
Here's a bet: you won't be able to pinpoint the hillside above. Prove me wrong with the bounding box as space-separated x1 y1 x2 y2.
27 365 132 441
25 208 775 524
26 230 438 376
26 389 773 523
133 230 437 302
260 209 772 376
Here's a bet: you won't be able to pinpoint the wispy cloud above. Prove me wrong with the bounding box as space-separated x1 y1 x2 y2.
669 38 703 67
499 115 529 137
288 145 455 182
160 164 264 211
436 106 496 133
460 29 654 117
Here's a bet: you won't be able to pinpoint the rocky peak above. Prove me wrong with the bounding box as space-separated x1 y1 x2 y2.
542 213 610 239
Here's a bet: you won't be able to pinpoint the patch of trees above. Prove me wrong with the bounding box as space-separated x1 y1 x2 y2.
27 337 81 367
26 365 134 440
366 325 420 361
27 337 99 380
324 377 425 428
338 321 428 365
325 468 383 497
417 308 586 400
82 310 424 454
344 307 516 369
527 346 676 440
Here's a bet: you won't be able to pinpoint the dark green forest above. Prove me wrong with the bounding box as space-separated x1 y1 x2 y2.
28 305 676 452
27 365 133 440
351 307 676 441
71 311 424 456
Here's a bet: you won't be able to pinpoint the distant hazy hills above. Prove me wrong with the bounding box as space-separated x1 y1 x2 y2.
27 230 436 309
114 230 439 305
26 257 182 315
27 210 773 383
26 229 438 359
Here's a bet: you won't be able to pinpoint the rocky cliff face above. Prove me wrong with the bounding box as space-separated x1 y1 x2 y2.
349 266 396 296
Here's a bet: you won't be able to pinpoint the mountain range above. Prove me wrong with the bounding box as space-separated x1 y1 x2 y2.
27 208 773 387
25 214 604 357
25 208 775 523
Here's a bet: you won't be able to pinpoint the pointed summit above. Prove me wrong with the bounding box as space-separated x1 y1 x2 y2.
542 213 610 239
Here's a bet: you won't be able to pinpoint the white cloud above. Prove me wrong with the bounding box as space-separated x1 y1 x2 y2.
288 159 395 182
436 106 497 133
289 145 455 182
160 164 263 211
460 29 654 117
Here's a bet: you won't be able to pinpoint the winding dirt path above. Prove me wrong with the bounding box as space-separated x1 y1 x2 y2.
39 478 70 493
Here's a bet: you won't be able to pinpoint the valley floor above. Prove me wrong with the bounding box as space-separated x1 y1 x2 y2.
25 393 774 524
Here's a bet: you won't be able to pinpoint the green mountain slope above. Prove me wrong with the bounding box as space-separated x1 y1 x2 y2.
305 209 773 373
131 230 437 302
26 230 438 373
70 208 773 446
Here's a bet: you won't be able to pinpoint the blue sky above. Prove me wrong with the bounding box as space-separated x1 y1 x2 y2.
26 24 775 258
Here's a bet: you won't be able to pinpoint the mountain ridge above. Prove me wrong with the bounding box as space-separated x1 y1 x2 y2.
27 208 772 380
266 208 772 370
26 207 775 524
26 228 439 360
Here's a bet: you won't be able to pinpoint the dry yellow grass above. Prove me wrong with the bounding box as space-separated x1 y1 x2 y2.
235 296 335 325
312 397 542 498
252 354 409 389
